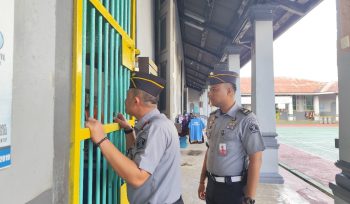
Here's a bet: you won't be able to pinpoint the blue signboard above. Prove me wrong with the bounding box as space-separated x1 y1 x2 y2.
0 146 11 169
0 0 14 170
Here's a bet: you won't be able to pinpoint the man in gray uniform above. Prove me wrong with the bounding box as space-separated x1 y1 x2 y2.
86 72 183 204
197 70 265 204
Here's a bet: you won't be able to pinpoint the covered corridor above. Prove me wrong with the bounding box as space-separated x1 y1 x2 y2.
0 0 349 203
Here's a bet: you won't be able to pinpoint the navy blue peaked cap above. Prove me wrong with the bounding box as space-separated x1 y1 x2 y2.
207 70 239 85
130 72 166 97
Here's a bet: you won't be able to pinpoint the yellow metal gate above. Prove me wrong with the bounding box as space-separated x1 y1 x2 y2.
70 0 137 203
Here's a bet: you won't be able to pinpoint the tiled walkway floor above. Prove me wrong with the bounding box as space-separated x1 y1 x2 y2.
180 142 334 204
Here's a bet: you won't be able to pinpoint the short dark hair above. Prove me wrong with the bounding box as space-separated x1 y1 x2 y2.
229 83 237 92
131 88 159 105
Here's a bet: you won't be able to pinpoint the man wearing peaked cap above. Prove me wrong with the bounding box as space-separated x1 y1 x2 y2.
198 70 265 204
129 71 166 98
207 70 239 85
86 71 183 204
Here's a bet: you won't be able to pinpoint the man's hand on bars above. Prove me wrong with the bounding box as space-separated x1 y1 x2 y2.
114 113 132 130
85 118 105 143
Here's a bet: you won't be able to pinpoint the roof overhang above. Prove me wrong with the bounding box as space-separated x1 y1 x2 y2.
178 0 323 91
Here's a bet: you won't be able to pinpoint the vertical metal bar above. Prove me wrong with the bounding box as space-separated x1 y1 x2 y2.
114 1 121 202
122 0 126 151
125 0 128 35
81 0 87 129
115 34 121 204
95 8 103 204
120 0 126 157
127 0 130 35
99 1 114 203
125 0 128 34
79 140 85 204
126 69 130 120
79 0 88 203
121 0 125 30
123 69 127 155
109 0 116 202
131 0 136 40
118 60 124 153
118 0 122 25
88 3 96 204
102 1 110 203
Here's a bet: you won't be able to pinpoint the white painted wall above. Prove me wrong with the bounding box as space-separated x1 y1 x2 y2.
319 94 337 114
242 94 337 119
157 0 185 121
0 0 56 203
137 0 155 60
242 96 292 106
188 88 201 114
241 96 251 105
295 96 305 112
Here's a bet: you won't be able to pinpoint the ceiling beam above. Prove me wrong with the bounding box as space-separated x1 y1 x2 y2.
186 80 203 87
186 81 204 90
180 16 232 40
186 74 207 85
197 0 216 62
183 41 221 59
187 84 202 91
185 67 208 79
186 77 204 86
273 0 305 16
185 67 209 80
184 60 210 75
185 56 213 71
218 0 253 62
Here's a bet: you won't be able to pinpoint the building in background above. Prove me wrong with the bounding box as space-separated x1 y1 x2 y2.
240 77 338 122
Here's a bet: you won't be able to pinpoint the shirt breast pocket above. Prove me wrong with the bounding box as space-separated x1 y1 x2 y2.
222 127 240 142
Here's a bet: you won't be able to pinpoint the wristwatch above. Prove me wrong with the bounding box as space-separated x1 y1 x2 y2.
244 197 255 204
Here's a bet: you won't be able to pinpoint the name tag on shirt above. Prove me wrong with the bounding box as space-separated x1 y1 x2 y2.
219 143 227 156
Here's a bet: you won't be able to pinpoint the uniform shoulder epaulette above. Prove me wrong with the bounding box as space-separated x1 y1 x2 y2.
239 108 252 115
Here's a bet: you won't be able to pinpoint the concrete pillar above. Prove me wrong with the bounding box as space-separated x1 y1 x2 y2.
202 88 210 116
184 87 188 113
225 46 242 106
336 94 339 122
313 96 320 121
250 5 284 184
330 1 350 203
288 102 294 121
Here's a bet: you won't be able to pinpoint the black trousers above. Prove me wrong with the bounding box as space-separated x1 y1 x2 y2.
205 177 245 204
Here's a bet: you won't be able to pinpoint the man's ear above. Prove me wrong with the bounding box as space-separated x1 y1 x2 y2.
134 95 141 105
226 85 233 95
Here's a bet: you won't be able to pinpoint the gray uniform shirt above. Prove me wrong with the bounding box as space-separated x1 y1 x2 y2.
206 103 265 176
127 109 182 204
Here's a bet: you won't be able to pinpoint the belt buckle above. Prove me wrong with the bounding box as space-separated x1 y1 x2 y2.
210 174 216 182
207 172 216 182
224 176 232 184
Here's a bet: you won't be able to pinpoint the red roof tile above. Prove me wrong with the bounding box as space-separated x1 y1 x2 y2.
240 77 338 95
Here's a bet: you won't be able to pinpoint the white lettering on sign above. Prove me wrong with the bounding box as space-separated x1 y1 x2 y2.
0 154 10 163
0 0 14 170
